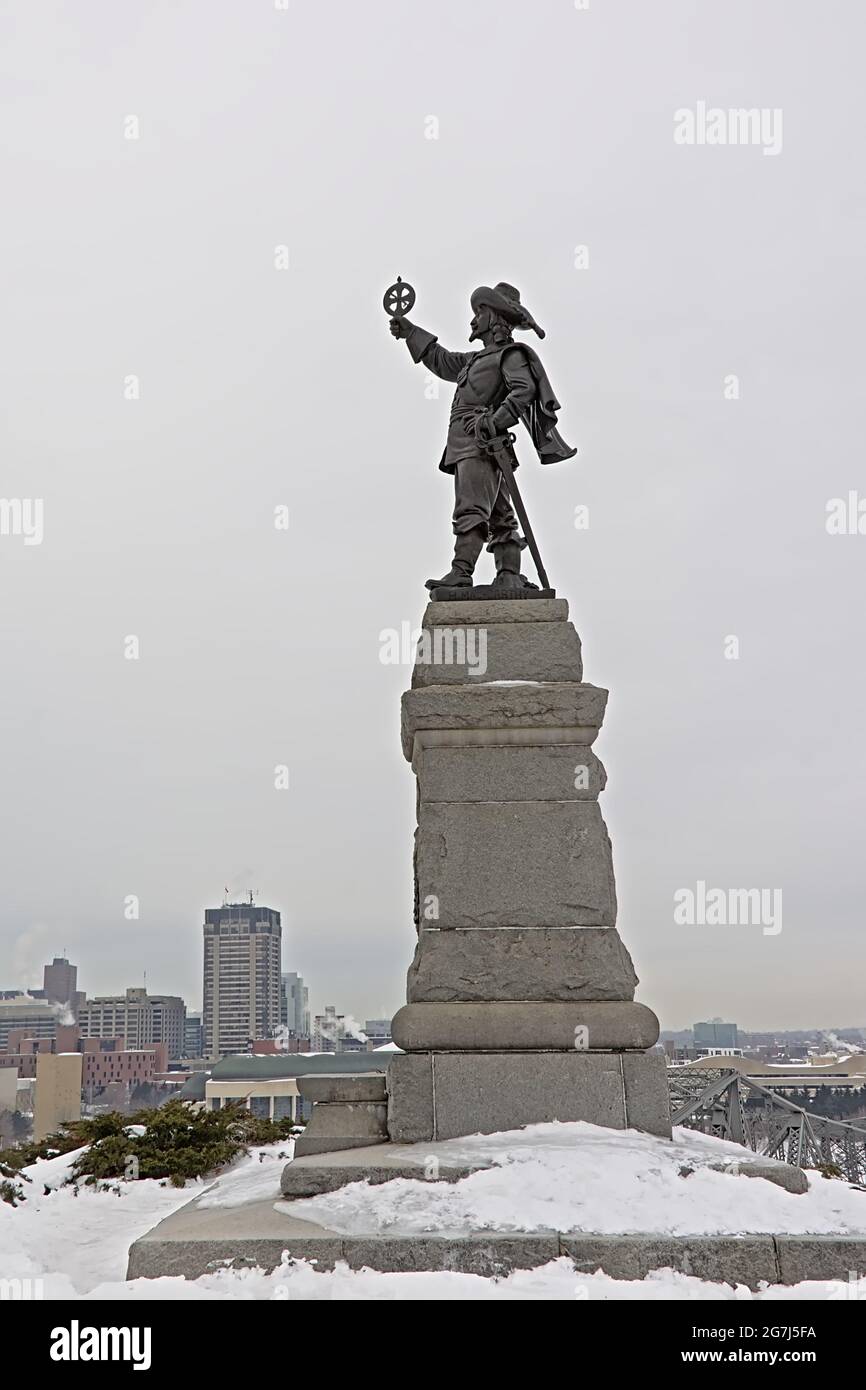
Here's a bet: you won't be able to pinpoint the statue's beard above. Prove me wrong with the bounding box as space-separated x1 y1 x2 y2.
470 314 509 344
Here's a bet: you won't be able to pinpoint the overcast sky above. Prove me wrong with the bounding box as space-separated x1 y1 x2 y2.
1 0 863 1032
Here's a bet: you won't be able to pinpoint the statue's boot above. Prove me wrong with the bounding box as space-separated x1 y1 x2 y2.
491 537 536 594
425 526 486 591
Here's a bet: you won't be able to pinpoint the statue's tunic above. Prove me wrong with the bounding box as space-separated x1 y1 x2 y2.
404 324 536 542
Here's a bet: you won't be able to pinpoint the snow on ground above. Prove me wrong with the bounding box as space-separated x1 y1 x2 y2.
282 1121 866 1239
195 1139 295 1207
77 1261 866 1302
0 1141 292 1297
2 1123 865 1300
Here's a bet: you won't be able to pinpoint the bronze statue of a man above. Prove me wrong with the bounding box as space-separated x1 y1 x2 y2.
391 282 575 592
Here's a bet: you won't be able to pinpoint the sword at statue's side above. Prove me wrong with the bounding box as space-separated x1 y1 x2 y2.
478 428 552 593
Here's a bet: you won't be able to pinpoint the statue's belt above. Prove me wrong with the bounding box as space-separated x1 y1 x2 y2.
449 407 505 433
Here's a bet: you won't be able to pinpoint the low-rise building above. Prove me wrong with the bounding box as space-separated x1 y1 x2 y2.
0 1029 168 1096
693 1019 738 1050
0 1067 18 1114
204 1051 388 1123
78 988 186 1061
676 1052 866 1092
0 998 59 1051
33 1052 82 1142
312 1006 373 1052
364 1019 393 1048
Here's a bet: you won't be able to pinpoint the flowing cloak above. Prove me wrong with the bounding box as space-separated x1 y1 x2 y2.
510 342 577 465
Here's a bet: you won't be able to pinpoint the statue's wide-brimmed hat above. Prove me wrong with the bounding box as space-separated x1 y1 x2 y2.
470 282 545 338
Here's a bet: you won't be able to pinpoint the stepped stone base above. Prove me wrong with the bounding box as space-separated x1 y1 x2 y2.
391 597 668 1145
127 1181 866 1290
416 743 607 803
292 1073 388 1157
387 1050 671 1143
293 1103 388 1157
407 927 637 1003
281 1141 487 1197
391 1001 660 1052
429 585 556 602
298 1073 386 1103
416 799 617 929
425 598 568 625
401 681 608 760
412 619 583 687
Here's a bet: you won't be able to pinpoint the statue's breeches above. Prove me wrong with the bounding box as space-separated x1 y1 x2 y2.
452 453 520 544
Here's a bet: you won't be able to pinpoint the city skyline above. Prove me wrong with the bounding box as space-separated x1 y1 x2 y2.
3 938 865 1043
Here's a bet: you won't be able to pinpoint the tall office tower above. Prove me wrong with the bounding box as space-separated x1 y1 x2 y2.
280 972 310 1038
42 957 78 1008
202 903 282 1059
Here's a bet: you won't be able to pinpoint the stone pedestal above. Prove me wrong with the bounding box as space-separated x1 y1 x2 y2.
389 595 671 1142
387 1051 669 1142
292 1073 388 1157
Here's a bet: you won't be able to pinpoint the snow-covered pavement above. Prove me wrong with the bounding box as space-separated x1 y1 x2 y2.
281 1121 866 1239
2 1123 865 1300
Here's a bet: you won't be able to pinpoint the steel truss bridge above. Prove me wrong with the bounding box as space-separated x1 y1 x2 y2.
668 1067 866 1185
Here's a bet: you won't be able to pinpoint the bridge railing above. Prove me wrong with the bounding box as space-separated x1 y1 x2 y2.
667 1066 866 1185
